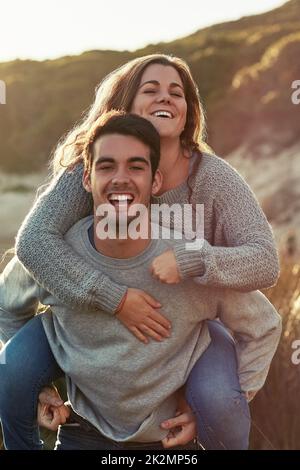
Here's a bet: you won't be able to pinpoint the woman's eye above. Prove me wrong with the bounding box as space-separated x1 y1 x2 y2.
171 92 183 97
144 89 155 94
99 166 113 171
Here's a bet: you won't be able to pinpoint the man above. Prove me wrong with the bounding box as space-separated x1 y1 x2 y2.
0 112 281 450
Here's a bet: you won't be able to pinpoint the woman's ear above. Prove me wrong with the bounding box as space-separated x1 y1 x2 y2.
82 169 92 193
151 169 163 196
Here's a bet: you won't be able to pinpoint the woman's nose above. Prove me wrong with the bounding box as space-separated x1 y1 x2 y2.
156 91 171 104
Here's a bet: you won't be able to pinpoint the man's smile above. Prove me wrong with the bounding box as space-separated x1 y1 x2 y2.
107 192 135 209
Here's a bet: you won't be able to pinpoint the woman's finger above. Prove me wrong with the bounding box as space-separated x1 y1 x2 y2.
128 326 149 344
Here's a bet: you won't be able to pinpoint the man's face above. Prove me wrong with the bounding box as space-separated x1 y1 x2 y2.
83 133 161 224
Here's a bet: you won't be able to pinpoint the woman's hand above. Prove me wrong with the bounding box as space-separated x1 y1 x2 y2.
37 386 70 431
116 288 172 344
150 250 181 284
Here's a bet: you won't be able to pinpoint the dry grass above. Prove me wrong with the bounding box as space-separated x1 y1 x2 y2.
249 256 300 449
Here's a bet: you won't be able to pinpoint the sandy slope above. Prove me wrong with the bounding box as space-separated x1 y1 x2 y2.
226 142 300 255
0 172 46 254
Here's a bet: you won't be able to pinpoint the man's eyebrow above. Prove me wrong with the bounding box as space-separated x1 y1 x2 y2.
128 157 150 166
94 157 115 164
94 156 150 165
139 80 184 90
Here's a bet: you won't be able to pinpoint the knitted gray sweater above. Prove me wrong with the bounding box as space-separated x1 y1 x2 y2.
15 152 279 313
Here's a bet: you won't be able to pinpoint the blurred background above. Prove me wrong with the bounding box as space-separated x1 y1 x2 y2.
0 0 300 450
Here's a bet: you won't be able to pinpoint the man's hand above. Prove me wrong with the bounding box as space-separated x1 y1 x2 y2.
116 288 171 344
150 250 181 284
160 409 197 449
160 390 197 448
37 386 70 431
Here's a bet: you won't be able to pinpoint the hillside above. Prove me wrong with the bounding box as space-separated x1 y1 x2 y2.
0 0 299 172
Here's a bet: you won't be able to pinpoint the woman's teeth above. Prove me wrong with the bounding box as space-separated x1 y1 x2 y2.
153 111 173 118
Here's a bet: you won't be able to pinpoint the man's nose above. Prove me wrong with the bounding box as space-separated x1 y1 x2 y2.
111 169 130 185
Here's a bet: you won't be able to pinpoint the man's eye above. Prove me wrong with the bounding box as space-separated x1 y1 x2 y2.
130 166 143 170
99 166 113 171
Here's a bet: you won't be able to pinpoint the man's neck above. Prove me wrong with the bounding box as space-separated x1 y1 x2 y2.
91 217 152 259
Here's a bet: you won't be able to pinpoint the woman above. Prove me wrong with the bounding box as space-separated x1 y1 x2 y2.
0 54 280 450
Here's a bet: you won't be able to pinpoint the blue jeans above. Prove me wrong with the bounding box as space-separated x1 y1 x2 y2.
186 321 250 449
0 315 250 450
0 315 63 450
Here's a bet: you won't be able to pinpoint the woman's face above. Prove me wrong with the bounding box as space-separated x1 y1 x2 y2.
130 64 187 140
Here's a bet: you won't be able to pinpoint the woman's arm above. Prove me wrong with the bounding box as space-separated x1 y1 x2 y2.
172 156 280 291
15 164 127 313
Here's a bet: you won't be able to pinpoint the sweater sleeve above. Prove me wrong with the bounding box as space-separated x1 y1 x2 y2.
15 164 127 313
173 156 280 291
217 288 282 393
0 256 40 343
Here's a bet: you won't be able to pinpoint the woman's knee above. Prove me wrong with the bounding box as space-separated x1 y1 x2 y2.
0 316 61 411
0 341 37 411
186 382 250 449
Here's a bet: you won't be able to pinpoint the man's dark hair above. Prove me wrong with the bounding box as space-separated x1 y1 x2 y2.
84 110 160 177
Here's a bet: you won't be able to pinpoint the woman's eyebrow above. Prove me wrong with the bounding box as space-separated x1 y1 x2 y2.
139 80 184 90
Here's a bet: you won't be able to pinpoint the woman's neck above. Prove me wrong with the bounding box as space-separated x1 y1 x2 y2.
159 139 183 174
157 138 190 194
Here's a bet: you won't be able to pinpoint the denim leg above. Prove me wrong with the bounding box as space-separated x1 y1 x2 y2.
0 314 63 450
185 320 251 450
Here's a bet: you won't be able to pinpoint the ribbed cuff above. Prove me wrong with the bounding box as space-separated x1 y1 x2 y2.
92 281 128 315
173 241 205 280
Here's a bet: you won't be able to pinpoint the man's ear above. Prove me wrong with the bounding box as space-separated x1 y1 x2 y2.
82 169 92 193
151 169 163 196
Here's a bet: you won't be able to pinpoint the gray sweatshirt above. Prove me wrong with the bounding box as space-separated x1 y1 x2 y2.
15 152 280 313
0 217 281 442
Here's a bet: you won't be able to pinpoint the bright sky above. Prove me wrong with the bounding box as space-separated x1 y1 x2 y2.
0 0 286 62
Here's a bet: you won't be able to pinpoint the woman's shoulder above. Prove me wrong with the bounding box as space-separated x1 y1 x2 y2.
192 151 249 191
196 151 240 175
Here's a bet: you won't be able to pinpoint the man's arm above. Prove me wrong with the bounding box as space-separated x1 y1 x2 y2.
0 256 40 343
217 289 282 395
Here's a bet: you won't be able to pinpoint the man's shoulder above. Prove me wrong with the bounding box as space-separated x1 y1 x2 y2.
64 215 93 244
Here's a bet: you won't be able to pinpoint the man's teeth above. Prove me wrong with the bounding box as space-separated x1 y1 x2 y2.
153 111 172 118
109 194 134 202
